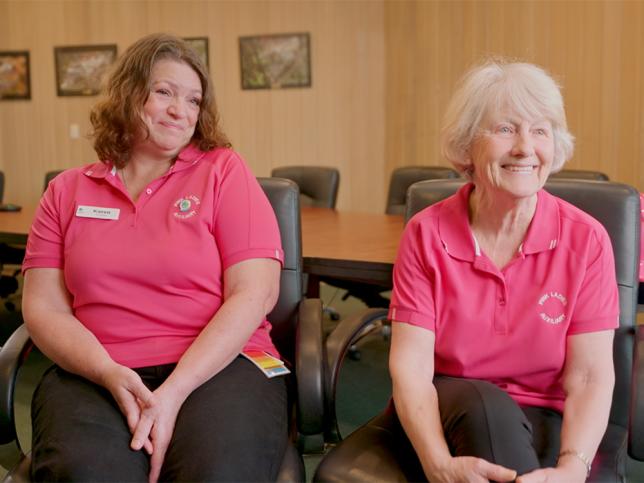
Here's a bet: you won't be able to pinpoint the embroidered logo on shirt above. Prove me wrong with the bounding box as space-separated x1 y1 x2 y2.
538 291 568 325
173 195 201 219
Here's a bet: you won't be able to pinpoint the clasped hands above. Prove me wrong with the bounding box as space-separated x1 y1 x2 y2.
428 455 587 483
101 364 185 483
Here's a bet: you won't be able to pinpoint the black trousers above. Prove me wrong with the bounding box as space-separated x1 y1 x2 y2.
385 376 563 480
30 356 288 482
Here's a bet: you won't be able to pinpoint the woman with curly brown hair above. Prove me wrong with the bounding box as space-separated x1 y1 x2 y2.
22 33 287 482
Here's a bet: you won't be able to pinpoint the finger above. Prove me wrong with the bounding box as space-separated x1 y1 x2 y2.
516 470 547 483
119 394 143 432
131 413 154 451
143 438 154 455
479 460 518 482
148 435 170 483
127 379 154 408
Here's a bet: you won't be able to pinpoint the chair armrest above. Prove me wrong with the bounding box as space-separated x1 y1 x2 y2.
0 323 32 475
629 324 644 460
295 298 325 435
324 308 388 441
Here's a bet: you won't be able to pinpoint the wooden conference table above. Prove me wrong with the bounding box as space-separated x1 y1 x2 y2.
0 205 405 288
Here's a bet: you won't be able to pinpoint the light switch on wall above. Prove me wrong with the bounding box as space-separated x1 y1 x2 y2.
69 123 80 139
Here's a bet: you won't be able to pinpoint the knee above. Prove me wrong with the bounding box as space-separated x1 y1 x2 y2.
31 442 148 482
437 378 529 437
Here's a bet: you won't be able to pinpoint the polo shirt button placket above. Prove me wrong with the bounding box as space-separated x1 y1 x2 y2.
494 281 509 334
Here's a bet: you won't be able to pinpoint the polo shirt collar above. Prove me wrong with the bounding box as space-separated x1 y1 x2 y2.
83 143 207 180
437 183 477 262
521 189 561 254
172 143 207 173
437 183 561 262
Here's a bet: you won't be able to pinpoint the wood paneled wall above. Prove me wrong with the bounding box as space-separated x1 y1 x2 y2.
385 0 644 192
2 0 644 212
0 0 385 211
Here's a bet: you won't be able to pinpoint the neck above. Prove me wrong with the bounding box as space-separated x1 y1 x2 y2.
469 186 537 235
468 186 538 269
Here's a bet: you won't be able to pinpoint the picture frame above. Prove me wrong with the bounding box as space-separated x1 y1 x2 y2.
184 37 209 68
0 51 31 100
54 44 117 97
239 32 311 90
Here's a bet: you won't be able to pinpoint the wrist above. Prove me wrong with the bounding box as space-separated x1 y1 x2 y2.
423 453 454 479
558 450 591 479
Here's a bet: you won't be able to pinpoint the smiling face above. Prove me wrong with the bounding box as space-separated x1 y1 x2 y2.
138 58 202 161
468 110 555 201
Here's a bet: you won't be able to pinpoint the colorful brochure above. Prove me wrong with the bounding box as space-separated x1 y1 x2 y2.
241 351 291 378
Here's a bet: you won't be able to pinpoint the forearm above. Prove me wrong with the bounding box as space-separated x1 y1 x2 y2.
393 378 452 478
559 377 614 472
160 291 269 401
24 310 117 387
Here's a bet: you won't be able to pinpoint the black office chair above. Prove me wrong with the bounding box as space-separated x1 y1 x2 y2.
0 171 23 318
385 166 460 215
314 178 644 482
549 169 609 181
43 170 64 193
0 177 326 482
271 166 339 209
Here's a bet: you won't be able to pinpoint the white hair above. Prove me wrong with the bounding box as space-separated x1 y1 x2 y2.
441 60 574 175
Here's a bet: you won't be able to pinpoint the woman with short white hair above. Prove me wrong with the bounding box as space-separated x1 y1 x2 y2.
387 60 617 482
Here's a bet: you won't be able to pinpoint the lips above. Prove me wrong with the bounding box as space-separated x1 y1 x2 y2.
502 164 537 173
160 121 183 130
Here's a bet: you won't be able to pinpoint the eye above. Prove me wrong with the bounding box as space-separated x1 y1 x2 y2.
190 97 202 107
496 125 514 135
155 88 171 96
533 127 550 136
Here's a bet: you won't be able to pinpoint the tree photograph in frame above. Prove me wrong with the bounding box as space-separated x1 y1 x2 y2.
54 44 117 96
184 37 209 68
239 32 311 90
0 51 31 100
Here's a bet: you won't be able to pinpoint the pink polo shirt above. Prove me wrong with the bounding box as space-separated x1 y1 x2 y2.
23 145 284 368
389 183 619 412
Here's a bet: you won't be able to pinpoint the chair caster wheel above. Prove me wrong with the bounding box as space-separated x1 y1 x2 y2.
348 347 361 361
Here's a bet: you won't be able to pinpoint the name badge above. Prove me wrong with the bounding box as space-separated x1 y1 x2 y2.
76 205 120 220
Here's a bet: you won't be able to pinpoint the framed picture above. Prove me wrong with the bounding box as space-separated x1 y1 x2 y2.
0 51 31 100
184 37 209 68
239 32 311 90
54 44 117 96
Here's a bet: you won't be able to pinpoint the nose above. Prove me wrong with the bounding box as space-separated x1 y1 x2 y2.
511 129 535 157
167 97 187 118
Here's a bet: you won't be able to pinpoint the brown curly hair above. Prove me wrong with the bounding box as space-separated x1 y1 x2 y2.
90 33 230 168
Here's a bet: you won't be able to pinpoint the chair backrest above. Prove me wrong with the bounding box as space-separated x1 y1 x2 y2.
271 166 339 209
386 166 460 215
406 178 640 428
257 177 302 366
0 171 5 204
549 169 610 181
44 170 64 192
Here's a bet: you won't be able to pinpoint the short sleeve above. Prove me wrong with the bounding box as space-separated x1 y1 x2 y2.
212 153 284 270
568 225 619 335
22 183 65 273
388 217 437 330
